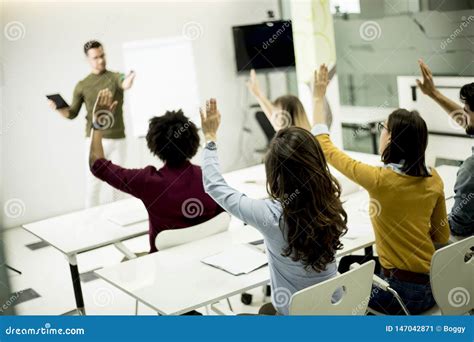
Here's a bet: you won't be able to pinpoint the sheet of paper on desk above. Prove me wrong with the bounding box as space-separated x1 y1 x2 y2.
107 208 148 226
201 244 268 276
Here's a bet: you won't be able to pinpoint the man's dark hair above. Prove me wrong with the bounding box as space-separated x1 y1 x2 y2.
146 110 200 167
84 40 102 55
460 83 474 111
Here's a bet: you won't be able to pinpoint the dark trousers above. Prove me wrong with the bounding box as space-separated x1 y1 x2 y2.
338 255 436 315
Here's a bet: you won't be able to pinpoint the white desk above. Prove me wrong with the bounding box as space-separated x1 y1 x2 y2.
96 195 377 316
224 151 382 200
22 198 148 314
340 106 394 154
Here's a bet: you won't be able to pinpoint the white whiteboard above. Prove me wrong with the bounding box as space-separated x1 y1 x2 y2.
123 37 200 137
397 76 474 135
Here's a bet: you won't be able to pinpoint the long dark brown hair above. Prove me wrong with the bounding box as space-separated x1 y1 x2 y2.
382 109 430 177
264 127 348 272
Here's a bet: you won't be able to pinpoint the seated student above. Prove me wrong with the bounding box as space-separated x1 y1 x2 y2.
416 59 473 237
247 69 332 130
89 89 223 253
200 98 347 315
312 64 450 315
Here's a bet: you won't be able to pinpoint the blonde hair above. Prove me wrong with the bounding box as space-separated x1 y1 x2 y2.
273 95 311 130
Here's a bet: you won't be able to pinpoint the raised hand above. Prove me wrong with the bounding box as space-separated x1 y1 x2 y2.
416 59 437 97
92 89 118 122
313 64 329 100
122 70 136 90
200 98 221 142
246 69 261 97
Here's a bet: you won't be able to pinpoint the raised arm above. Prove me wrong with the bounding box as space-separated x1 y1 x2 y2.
246 69 278 129
121 70 136 90
312 65 381 191
200 98 278 232
416 59 466 128
89 89 118 167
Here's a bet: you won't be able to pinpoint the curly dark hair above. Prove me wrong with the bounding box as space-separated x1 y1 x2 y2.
460 82 474 111
146 110 200 167
264 127 348 272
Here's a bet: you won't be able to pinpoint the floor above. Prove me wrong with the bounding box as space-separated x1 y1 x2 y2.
2 226 266 316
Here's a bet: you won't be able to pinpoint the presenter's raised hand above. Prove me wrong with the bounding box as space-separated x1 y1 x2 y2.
122 70 136 90
200 98 221 142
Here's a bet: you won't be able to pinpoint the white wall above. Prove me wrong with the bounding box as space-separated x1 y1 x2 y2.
1 0 279 229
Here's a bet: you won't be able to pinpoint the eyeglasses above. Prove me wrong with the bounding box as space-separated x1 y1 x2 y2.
377 122 389 132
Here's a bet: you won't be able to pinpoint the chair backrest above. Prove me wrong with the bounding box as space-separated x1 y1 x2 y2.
289 260 375 315
255 111 276 144
430 236 473 315
155 212 231 251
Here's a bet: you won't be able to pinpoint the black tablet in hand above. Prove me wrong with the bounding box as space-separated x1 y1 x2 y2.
46 94 69 109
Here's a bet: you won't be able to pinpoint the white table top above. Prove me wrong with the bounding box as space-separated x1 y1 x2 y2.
224 151 382 200
339 106 394 126
96 199 376 316
96 218 267 315
23 198 148 256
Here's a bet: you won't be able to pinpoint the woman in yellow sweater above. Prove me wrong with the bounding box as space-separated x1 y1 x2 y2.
312 64 450 315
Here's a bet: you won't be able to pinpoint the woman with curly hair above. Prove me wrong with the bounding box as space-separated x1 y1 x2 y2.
200 98 347 315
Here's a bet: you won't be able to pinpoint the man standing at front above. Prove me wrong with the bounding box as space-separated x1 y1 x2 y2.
48 40 135 207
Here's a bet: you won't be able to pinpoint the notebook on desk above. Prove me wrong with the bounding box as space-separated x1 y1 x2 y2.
107 208 148 226
201 244 268 276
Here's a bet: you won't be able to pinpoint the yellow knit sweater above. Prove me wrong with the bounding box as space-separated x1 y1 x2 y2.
316 134 450 274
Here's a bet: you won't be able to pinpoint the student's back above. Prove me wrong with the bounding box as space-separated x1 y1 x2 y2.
364 166 446 273
90 108 222 253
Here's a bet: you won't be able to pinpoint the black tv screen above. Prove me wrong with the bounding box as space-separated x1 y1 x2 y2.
232 20 295 72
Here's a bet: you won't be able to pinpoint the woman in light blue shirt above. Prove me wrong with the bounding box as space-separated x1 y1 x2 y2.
200 99 348 315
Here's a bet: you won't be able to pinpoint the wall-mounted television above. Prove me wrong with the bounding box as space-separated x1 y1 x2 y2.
232 20 295 72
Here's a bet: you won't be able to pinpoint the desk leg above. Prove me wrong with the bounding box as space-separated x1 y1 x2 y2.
364 246 374 257
369 123 378 155
68 254 85 315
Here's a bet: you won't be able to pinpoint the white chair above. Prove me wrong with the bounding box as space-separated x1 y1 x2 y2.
369 236 473 315
155 212 231 250
289 260 375 315
148 212 231 315
430 236 473 315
